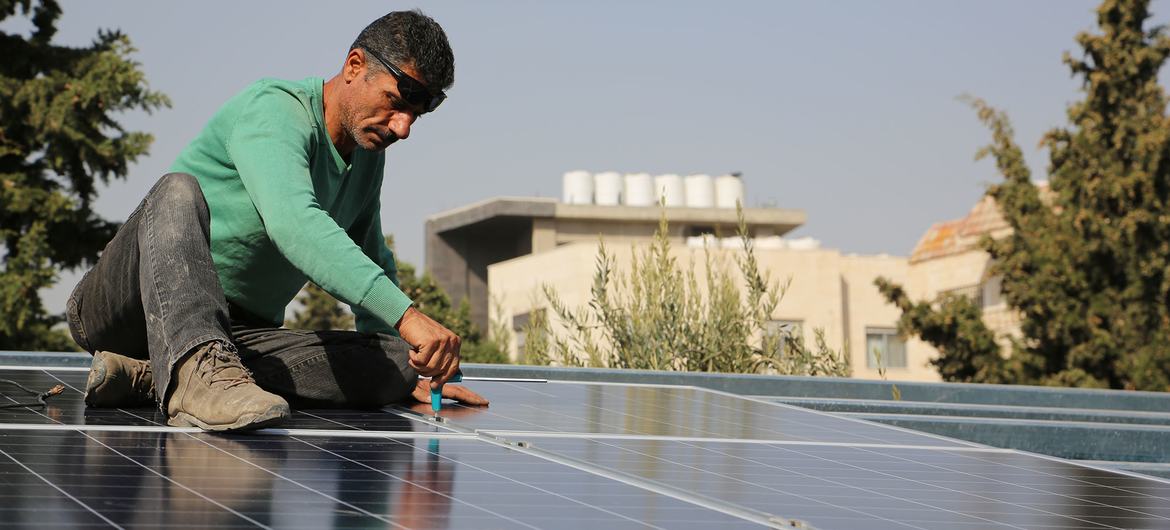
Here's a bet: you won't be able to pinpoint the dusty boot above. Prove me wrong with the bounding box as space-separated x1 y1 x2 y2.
166 341 290 432
84 350 156 407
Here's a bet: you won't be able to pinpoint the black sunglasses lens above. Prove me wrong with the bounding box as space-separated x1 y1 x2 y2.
402 82 444 113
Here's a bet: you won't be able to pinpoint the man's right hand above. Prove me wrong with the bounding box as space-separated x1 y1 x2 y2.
396 307 461 388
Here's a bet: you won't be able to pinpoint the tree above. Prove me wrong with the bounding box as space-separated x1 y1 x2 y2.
0 0 170 350
879 0 1170 390
287 282 354 330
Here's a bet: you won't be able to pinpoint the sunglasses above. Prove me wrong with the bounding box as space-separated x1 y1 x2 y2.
364 48 446 114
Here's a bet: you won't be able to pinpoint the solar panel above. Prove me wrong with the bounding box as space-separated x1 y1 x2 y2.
0 429 760 529
3 365 1169 529
526 437 1170 529
403 380 969 446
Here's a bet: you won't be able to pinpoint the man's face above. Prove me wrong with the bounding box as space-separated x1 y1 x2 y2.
342 60 428 152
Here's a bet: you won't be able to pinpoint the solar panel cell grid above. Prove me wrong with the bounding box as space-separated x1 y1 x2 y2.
4 367 1169 529
528 437 1170 529
416 380 967 446
0 429 764 529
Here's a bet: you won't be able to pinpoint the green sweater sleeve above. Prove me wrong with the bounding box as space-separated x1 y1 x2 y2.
226 87 413 330
350 198 404 336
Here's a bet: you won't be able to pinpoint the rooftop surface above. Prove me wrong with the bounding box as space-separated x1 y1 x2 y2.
425 197 807 236
2 352 1169 529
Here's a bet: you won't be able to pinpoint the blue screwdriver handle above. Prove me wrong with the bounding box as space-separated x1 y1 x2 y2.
430 370 463 414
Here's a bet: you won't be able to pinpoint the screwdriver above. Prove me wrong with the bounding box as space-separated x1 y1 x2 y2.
431 369 463 416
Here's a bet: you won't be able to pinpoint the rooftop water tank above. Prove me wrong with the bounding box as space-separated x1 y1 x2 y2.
654 174 686 207
787 237 822 250
715 173 745 209
684 174 715 208
561 170 593 204
623 172 655 207
594 171 622 206
686 235 717 248
754 236 786 250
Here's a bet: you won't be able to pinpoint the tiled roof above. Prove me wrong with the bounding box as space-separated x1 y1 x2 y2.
910 183 1050 264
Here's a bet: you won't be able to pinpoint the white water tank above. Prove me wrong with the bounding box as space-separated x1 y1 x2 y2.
715 173 745 209
623 172 655 207
720 236 746 249
654 174 686 207
686 235 717 248
787 237 822 250
754 236 786 250
684 174 715 208
594 171 622 206
561 170 593 204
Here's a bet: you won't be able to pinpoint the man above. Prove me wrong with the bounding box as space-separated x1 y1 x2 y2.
66 10 486 431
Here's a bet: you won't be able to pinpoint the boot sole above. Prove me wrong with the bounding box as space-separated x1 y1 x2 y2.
167 404 289 432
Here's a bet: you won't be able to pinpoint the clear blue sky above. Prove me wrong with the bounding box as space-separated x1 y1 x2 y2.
9 1 1170 314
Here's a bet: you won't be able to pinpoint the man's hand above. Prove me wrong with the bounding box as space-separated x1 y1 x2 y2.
410 378 489 407
396 306 461 388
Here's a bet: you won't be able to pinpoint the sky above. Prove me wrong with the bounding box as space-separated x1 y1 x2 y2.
7 0 1170 315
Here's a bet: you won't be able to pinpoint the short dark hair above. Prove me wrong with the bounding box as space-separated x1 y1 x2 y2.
351 10 454 91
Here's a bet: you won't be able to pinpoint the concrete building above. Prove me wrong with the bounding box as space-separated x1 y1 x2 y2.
422 179 1044 382
904 192 1038 353
425 197 804 332
426 193 948 381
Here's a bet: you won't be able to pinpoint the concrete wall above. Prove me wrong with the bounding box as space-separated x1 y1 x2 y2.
905 249 1023 355
906 251 988 300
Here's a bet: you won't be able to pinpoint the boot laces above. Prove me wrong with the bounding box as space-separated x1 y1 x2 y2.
197 343 255 390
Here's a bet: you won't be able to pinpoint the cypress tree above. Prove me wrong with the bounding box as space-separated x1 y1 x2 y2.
0 0 169 350
880 0 1170 390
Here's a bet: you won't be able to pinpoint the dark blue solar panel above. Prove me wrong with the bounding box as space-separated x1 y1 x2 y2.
410 380 967 446
529 437 1170 529
0 429 762 529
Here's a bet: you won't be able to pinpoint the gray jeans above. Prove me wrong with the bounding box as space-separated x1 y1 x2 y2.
65 173 417 409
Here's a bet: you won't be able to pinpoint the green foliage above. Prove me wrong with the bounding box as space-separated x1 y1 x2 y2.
286 236 509 363
880 0 1170 391
0 0 169 350
529 205 850 376
287 282 355 331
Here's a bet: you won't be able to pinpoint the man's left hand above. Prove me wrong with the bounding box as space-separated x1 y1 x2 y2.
411 379 489 407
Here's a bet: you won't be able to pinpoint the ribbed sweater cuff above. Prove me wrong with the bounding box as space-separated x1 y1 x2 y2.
360 279 414 330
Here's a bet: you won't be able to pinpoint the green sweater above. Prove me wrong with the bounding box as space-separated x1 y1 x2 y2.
171 77 412 334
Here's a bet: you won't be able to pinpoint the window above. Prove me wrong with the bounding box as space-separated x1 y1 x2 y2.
866 328 906 369
982 275 1005 308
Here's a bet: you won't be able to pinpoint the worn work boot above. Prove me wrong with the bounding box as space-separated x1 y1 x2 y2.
84 350 156 408
166 341 290 432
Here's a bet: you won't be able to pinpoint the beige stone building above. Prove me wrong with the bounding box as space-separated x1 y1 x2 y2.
429 197 958 382
905 193 1030 353
423 180 1029 381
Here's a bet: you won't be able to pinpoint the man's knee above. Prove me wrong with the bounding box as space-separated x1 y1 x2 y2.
153 173 209 216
